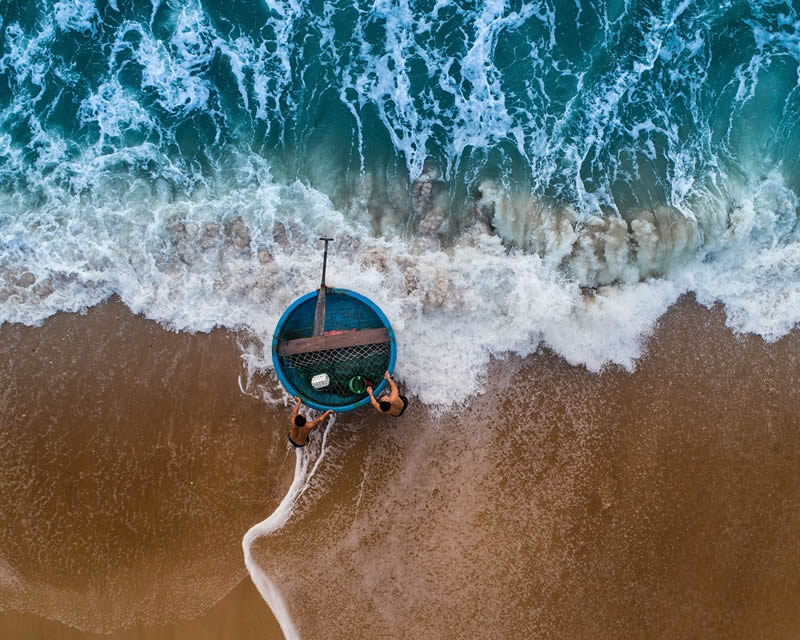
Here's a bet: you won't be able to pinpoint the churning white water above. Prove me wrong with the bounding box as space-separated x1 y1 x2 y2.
242 414 336 639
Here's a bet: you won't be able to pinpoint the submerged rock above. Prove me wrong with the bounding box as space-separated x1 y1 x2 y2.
272 222 288 247
413 167 449 237
32 280 54 298
418 207 447 236
261 262 280 280
200 222 222 249
362 248 390 272
176 240 198 265
15 272 36 288
167 220 186 241
477 178 701 285
228 217 251 250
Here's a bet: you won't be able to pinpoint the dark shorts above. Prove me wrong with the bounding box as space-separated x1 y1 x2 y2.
395 395 409 417
288 434 305 448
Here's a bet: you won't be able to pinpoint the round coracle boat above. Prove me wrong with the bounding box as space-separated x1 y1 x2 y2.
272 288 396 412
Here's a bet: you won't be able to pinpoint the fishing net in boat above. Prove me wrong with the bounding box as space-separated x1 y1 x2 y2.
278 341 391 398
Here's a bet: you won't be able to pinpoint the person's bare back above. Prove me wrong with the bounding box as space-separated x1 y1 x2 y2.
367 372 408 417
288 397 333 447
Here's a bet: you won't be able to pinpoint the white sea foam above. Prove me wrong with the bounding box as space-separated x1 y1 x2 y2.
54 0 100 35
675 173 800 340
1 154 797 407
242 414 336 640
114 16 214 116
335 0 547 180
78 77 156 144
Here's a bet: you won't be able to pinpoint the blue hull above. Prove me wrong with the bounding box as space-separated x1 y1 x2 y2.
272 289 396 412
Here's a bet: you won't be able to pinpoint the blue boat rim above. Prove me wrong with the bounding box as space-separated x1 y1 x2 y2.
271 288 397 412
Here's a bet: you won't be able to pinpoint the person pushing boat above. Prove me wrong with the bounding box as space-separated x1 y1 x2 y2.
367 372 408 417
288 397 333 448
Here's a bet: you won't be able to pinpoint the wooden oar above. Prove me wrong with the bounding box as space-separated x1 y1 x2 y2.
313 237 333 336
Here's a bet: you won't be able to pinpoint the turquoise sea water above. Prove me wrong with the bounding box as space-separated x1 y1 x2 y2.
1 0 799 402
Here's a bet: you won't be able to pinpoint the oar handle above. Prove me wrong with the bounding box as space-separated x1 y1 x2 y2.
319 237 334 288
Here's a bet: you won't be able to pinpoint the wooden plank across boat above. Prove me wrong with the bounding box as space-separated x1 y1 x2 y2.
277 327 390 356
272 288 396 412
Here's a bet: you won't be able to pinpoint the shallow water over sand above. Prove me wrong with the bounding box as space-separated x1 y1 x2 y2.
1 297 800 639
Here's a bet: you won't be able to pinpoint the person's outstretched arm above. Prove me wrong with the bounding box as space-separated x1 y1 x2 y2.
384 372 399 399
290 397 302 422
310 410 334 428
367 386 382 411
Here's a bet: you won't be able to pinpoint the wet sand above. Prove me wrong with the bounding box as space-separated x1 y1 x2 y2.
1 296 799 639
0 579 279 640
0 298 285 638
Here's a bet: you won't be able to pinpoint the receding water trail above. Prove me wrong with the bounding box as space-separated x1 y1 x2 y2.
241 414 336 640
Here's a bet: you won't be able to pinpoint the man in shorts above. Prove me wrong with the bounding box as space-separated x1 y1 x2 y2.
367 371 408 417
288 397 333 448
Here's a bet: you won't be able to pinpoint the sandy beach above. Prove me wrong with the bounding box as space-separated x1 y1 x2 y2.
3 1 800 637
1 297 799 639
